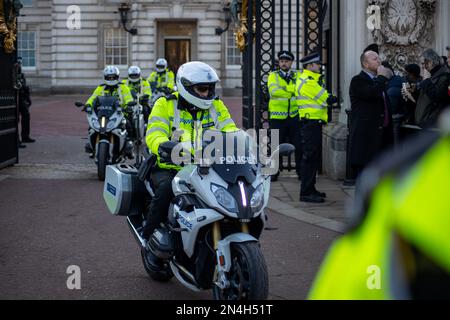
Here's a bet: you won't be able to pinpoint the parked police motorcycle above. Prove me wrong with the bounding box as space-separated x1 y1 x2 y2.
103 130 295 300
75 96 137 180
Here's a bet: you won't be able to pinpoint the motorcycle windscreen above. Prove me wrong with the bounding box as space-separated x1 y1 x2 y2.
206 130 259 185
94 96 120 118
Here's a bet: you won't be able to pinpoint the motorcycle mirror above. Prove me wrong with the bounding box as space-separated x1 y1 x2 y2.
75 101 84 108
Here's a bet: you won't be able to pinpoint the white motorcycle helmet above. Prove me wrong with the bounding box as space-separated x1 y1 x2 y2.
155 58 168 73
104 65 120 86
176 61 220 110
128 66 141 83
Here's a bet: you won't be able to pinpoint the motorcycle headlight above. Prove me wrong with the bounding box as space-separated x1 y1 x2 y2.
250 184 264 214
89 117 100 130
211 184 238 214
107 117 117 130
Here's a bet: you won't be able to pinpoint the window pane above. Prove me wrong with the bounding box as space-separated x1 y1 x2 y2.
104 27 128 66
18 31 37 68
226 30 241 65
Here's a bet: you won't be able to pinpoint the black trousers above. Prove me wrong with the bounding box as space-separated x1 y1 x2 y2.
19 101 31 140
142 168 177 239
270 117 302 177
300 119 323 196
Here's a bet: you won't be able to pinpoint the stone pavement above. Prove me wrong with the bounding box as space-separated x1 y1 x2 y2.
268 171 355 234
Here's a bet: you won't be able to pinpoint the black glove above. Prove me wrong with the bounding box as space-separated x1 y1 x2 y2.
326 95 338 105
162 87 172 95
139 97 149 105
158 141 178 164
83 104 92 113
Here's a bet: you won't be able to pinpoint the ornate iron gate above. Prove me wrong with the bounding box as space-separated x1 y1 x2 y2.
0 0 20 169
239 0 330 130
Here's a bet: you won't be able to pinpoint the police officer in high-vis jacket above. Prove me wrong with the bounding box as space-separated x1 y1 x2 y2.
268 50 302 180
142 61 239 240
147 58 175 97
123 66 152 121
86 66 134 115
296 53 337 203
309 110 450 300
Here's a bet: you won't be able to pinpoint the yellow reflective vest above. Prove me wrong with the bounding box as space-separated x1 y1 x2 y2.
309 134 450 300
267 70 300 120
147 69 175 96
295 69 330 123
86 83 134 113
146 93 239 170
121 79 152 99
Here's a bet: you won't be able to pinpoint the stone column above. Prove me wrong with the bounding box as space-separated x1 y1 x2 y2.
322 0 366 181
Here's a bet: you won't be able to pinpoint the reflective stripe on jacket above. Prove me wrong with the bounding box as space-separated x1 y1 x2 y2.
268 71 300 120
147 69 175 95
146 92 239 170
295 69 329 123
122 79 152 99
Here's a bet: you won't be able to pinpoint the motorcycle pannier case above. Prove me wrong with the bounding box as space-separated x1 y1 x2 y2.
103 164 146 216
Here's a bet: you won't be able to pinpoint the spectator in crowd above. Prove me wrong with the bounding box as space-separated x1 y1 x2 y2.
412 49 450 128
348 50 393 179
401 64 423 124
382 61 405 146
382 62 404 116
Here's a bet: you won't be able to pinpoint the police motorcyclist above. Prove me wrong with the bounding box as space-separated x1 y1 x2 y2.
85 66 134 157
147 58 175 98
142 61 239 243
122 66 152 122
86 66 134 113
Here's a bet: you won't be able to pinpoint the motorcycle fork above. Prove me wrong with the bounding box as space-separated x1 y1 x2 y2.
212 222 221 250
213 222 249 249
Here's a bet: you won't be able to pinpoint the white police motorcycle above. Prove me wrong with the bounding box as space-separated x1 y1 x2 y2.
75 96 137 181
103 130 294 300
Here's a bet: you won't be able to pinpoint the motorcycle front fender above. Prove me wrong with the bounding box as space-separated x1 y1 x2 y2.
216 233 259 273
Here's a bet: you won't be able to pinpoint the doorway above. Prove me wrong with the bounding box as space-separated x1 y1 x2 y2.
165 39 191 74
156 20 197 74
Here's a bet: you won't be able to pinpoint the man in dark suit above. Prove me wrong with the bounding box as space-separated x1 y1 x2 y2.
348 50 393 178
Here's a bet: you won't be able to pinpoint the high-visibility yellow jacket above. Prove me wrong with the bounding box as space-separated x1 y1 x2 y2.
309 134 450 300
147 69 175 96
86 83 134 114
295 69 330 123
121 79 152 100
146 92 239 170
267 70 300 120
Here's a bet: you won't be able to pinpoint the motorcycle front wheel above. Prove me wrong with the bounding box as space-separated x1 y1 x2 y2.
213 242 269 300
97 141 109 181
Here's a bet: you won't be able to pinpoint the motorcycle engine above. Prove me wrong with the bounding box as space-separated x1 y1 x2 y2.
148 227 174 260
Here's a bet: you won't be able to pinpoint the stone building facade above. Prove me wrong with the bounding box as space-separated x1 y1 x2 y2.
18 0 300 94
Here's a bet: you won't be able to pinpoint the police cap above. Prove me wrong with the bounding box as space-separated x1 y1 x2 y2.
278 50 295 61
300 52 321 65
